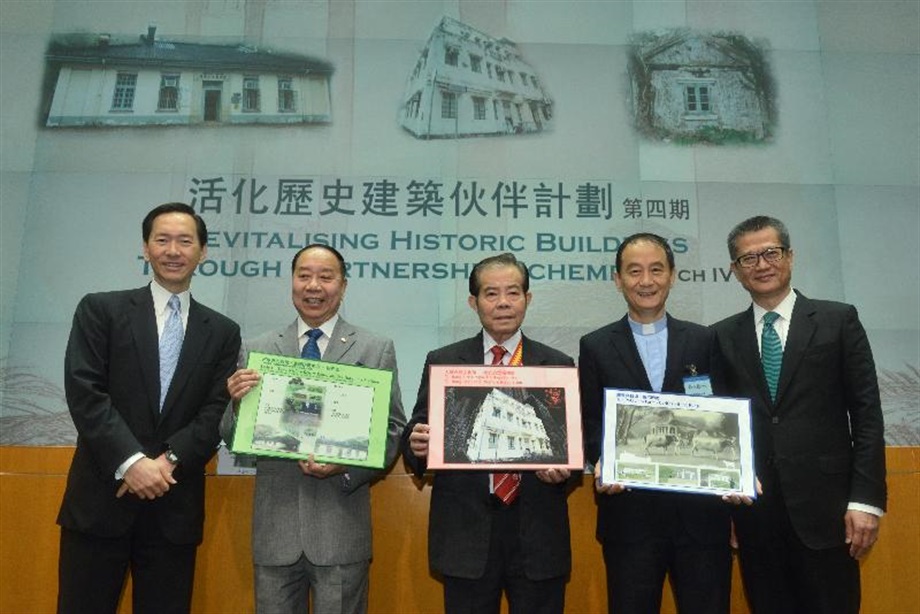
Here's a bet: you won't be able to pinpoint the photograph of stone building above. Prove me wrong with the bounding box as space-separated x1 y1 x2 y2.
43 26 333 128
441 386 568 465
465 388 552 462
399 16 553 139
628 30 776 144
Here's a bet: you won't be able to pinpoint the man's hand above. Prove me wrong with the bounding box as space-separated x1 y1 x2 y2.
722 476 763 506
227 368 260 401
408 423 430 458
593 459 626 495
845 509 880 560
116 455 176 499
536 468 570 484
298 455 347 479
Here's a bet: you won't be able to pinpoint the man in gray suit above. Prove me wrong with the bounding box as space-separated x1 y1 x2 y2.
224 244 406 614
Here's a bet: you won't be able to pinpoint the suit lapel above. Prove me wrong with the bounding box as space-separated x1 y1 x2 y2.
457 333 484 364
775 293 816 408
732 307 773 411
520 334 546 365
609 317 651 389
272 321 300 357
662 315 688 392
324 318 357 363
131 287 161 416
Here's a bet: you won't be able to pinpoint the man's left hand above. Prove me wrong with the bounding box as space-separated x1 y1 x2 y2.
845 509 880 559
535 468 570 484
298 455 347 479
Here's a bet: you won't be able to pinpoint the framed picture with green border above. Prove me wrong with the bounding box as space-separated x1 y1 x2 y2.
230 352 393 468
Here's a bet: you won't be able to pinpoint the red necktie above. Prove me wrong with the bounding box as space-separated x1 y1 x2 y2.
490 345 521 505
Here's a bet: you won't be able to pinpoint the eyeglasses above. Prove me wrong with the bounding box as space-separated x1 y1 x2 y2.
734 246 788 268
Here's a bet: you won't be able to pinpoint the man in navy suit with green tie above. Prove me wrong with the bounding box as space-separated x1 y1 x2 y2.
713 215 887 613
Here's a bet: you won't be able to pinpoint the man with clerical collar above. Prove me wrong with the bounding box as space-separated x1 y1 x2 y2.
579 232 733 613
402 253 576 614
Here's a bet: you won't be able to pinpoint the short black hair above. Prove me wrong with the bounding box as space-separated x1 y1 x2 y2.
291 243 347 277
727 216 791 260
469 253 529 296
142 202 207 246
616 233 675 272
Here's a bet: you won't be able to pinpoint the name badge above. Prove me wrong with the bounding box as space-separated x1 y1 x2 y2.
683 375 713 397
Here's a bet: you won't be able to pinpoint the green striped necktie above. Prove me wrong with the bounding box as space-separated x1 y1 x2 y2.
761 311 783 401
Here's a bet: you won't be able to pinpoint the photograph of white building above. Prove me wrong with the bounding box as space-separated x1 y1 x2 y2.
465 388 552 462
399 16 553 139
44 26 333 128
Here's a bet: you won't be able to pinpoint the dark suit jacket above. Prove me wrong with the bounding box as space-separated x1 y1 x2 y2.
58 285 241 545
401 332 576 581
712 291 887 550
579 314 730 545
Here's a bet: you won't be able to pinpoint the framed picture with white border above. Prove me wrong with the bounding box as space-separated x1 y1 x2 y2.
600 388 756 498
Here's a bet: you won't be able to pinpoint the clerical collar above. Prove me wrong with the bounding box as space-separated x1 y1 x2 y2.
627 315 667 336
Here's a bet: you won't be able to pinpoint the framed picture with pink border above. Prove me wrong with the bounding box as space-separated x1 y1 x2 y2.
426 365 583 470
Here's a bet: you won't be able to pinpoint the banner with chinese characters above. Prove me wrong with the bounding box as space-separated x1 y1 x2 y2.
0 1 916 449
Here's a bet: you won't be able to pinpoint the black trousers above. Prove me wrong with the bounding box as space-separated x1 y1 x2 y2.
733 472 860 614
57 507 197 614
602 534 731 614
442 499 567 614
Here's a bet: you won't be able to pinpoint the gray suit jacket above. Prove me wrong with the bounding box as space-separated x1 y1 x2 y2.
224 317 406 566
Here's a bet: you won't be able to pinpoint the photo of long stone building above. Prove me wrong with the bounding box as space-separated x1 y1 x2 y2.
44 26 333 128
399 16 553 139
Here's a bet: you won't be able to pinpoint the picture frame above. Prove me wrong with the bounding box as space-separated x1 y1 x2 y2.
600 388 756 498
427 365 583 470
230 352 393 468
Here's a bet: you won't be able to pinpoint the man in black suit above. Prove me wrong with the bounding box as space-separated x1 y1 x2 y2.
712 215 886 613
580 233 732 613
402 253 575 614
57 203 241 614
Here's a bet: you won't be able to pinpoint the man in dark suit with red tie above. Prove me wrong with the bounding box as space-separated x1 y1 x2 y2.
712 215 887 613
402 253 576 614
57 203 241 613
580 233 732 613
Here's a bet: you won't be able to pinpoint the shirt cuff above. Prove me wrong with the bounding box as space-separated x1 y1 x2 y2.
115 452 146 480
848 502 885 517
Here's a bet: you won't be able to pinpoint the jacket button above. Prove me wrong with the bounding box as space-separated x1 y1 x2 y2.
771 416 780 424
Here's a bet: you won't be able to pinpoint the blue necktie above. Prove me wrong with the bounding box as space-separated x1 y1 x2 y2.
159 295 183 410
301 329 323 360
761 311 783 402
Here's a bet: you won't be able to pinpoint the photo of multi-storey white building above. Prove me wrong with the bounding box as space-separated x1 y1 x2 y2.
465 388 552 462
44 26 333 128
399 16 553 139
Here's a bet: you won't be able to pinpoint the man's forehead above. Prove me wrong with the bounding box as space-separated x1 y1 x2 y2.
151 219 195 232
480 272 524 290
296 262 338 272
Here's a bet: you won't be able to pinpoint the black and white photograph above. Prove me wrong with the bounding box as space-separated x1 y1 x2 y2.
442 386 568 465
600 389 755 497
427 365 582 470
